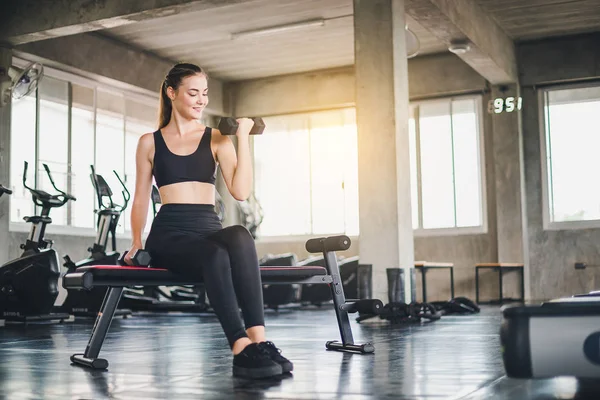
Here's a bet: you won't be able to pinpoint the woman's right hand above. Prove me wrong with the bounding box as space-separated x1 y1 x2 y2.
124 243 143 265
235 117 254 138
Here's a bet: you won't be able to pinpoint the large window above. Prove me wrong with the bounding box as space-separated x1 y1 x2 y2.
254 100 485 238
9 60 159 235
9 91 36 223
253 108 359 237
71 83 96 228
542 84 600 229
38 76 69 226
410 96 486 234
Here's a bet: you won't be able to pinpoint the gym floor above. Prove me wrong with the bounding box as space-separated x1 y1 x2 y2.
0 306 598 399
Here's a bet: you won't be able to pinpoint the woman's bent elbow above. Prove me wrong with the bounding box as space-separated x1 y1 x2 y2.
231 190 250 202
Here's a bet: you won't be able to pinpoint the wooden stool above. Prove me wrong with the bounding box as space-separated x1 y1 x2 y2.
475 263 524 304
414 261 455 303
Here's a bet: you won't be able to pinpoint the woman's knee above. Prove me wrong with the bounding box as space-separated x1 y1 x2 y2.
214 225 256 252
221 225 255 247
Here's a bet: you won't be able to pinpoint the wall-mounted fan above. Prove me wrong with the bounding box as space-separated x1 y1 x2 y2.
406 26 420 59
0 62 44 107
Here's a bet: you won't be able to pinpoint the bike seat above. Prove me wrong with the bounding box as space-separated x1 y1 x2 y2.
23 216 53 224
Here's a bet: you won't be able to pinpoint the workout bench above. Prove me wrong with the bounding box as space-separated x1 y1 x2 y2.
63 235 378 370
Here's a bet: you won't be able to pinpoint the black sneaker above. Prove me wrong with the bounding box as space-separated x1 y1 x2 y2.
233 343 282 379
258 341 294 373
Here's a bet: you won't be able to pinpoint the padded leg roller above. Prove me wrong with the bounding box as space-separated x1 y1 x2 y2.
71 354 109 370
326 340 375 354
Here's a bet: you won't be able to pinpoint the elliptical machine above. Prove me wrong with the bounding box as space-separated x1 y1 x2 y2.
0 162 75 322
60 166 130 315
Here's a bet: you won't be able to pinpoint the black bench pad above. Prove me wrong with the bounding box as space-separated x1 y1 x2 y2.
64 265 330 291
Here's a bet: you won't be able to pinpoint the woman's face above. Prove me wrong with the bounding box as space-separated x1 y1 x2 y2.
169 73 209 120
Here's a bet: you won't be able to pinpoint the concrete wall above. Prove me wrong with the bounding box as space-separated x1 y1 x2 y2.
518 32 600 301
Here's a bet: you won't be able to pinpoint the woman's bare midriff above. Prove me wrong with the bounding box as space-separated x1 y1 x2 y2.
158 181 216 205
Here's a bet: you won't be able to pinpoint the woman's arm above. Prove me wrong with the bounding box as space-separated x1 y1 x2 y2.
215 118 254 201
128 133 154 255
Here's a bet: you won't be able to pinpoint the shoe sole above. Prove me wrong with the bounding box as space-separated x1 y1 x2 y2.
280 361 293 373
233 363 282 379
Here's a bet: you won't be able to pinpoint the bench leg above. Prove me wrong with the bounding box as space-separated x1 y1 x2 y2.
421 268 428 303
519 269 525 302
324 252 374 354
450 268 455 299
475 267 480 303
71 287 124 369
498 268 504 304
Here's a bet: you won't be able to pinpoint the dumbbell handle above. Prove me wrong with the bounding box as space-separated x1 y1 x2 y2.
218 117 265 135
118 249 152 266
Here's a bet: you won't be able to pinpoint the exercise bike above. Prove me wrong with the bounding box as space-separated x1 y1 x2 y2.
0 183 12 199
60 165 131 316
0 162 75 323
0 183 13 251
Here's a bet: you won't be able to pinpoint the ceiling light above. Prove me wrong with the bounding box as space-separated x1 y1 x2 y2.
405 26 420 58
448 39 471 55
231 19 325 40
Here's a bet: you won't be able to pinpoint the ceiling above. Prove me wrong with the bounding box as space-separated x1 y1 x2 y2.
102 0 600 82
478 0 600 41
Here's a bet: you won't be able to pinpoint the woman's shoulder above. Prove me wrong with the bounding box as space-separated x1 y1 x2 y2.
140 131 156 142
210 126 231 143
138 131 157 150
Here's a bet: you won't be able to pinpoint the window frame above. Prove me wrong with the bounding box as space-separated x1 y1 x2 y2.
539 81 600 231
410 94 488 237
8 56 160 239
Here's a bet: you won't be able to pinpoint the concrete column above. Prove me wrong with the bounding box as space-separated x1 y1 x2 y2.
490 84 529 299
491 85 524 262
354 0 414 302
0 48 12 265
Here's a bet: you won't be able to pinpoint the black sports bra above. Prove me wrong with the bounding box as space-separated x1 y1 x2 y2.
152 128 217 188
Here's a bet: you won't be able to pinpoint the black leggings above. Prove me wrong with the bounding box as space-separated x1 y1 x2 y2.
145 204 264 348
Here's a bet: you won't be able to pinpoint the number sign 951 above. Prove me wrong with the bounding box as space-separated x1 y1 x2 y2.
487 97 523 114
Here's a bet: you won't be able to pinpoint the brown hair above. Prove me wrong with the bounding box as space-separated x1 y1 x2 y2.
158 63 206 129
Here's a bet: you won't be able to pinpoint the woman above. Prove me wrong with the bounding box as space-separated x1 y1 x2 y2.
125 63 292 379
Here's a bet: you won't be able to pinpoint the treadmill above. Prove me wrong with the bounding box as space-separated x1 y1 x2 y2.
501 291 600 379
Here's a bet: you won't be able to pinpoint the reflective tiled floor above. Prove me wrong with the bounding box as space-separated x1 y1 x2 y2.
0 306 598 399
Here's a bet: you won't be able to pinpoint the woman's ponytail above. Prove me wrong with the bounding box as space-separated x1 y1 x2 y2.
158 80 172 129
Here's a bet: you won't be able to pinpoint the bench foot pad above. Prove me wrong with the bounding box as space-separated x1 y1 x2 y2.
326 340 374 354
71 354 109 369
